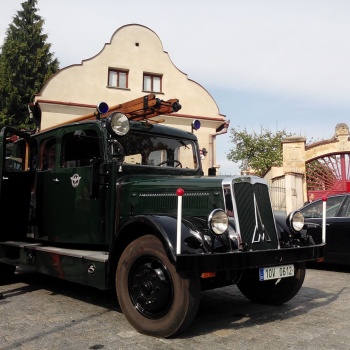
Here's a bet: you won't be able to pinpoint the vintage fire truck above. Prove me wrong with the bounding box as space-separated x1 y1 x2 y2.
0 94 325 337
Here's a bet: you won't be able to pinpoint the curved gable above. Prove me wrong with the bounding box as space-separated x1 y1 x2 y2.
35 24 223 119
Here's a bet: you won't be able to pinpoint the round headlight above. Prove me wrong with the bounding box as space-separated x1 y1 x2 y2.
288 210 305 232
208 209 229 235
107 112 130 136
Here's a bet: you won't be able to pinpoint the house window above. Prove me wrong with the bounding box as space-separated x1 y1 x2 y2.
143 73 162 93
108 69 128 88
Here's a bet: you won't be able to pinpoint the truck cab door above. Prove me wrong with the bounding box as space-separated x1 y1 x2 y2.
0 127 34 240
36 125 107 245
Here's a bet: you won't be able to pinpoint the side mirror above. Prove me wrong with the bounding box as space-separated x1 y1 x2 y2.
74 130 86 139
208 167 217 176
108 140 125 162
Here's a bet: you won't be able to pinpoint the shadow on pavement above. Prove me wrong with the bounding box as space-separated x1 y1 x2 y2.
1 268 344 339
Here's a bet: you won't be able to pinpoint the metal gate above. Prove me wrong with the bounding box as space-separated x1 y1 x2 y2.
269 176 286 212
306 153 350 199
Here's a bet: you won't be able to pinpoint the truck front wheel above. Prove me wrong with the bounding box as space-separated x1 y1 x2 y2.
116 235 201 338
236 262 306 305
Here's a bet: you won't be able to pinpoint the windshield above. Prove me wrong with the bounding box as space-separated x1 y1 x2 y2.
120 132 198 170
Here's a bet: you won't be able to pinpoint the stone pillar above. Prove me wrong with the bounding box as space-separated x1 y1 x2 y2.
282 137 307 213
284 173 305 212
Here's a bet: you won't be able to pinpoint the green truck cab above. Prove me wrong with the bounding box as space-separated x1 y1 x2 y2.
0 99 325 337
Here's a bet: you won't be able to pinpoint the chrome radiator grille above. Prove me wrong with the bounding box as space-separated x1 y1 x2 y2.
233 181 279 251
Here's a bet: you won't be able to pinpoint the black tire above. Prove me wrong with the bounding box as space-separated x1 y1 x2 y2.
236 262 306 305
116 235 201 338
0 263 16 284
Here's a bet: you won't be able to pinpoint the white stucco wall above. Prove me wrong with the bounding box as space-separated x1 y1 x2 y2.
36 24 224 126
34 24 227 172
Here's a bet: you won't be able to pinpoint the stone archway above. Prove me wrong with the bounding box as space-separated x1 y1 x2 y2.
269 123 350 213
305 123 350 199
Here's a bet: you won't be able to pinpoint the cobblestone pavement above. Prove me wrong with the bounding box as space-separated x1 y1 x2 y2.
1 265 350 350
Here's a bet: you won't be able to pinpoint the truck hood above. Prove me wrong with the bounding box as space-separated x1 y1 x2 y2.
118 175 226 217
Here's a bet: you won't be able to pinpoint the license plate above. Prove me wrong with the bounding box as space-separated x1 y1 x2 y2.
259 264 294 281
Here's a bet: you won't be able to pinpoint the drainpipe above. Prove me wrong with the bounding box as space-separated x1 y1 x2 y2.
209 121 230 169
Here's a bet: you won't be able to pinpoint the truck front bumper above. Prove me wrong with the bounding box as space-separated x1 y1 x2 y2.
176 243 326 272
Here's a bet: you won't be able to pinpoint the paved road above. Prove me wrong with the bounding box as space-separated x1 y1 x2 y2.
1 265 350 350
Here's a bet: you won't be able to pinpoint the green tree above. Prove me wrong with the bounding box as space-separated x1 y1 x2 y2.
0 0 59 129
227 126 294 177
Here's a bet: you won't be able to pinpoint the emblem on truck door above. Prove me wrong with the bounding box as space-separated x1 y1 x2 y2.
70 174 81 188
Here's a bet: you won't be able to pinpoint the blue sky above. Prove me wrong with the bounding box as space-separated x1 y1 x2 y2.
1 0 350 174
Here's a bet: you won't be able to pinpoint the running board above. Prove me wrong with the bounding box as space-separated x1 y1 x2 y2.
0 241 110 290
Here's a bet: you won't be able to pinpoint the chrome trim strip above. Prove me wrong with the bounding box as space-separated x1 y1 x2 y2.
139 192 209 197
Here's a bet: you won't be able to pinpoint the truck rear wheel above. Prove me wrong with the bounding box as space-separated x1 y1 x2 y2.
116 235 201 338
0 263 16 284
236 262 306 305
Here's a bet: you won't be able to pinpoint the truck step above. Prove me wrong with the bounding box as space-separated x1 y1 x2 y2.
1 241 109 262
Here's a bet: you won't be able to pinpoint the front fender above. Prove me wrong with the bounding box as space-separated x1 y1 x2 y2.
114 215 207 265
274 212 291 241
274 211 316 247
